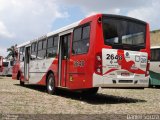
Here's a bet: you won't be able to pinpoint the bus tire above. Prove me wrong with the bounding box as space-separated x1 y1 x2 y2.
82 87 99 95
47 73 56 95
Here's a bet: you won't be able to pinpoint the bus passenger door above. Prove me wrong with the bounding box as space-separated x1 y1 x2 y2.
24 46 30 82
58 34 71 87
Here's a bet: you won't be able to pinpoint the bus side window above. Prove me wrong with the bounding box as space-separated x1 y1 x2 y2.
37 39 47 60
31 42 37 60
151 49 154 61
19 47 24 62
72 23 90 55
47 36 58 58
151 49 160 61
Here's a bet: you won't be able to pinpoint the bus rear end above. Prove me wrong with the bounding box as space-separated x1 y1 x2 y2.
93 14 150 88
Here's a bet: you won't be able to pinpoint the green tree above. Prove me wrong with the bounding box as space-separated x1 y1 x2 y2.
6 44 17 60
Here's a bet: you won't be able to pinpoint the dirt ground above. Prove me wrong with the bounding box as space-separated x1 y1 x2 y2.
0 76 160 119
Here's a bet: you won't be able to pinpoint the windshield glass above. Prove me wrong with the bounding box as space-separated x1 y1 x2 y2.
103 17 146 51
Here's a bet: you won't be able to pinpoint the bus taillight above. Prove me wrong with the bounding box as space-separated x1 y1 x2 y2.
95 52 102 75
145 61 150 77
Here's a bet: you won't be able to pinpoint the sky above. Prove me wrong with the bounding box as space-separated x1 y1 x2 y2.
0 0 160 57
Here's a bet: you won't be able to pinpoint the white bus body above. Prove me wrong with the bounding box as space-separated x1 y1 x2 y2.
0 59 13 76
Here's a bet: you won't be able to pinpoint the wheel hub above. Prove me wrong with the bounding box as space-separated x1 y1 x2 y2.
48 77 53 91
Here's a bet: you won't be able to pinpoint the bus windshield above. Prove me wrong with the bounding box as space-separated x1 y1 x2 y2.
102 17 146 51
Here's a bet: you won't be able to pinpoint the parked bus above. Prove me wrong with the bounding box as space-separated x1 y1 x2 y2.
149 46 160 87
0 56 3 73
12 14 150 94
0 59 14 76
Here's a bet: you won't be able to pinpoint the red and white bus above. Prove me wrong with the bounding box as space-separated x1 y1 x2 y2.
12 14 150 94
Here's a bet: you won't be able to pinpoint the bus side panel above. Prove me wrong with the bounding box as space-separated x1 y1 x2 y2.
68 55 87 89
37 58 59 86
82 16 102 89
67 15 100 90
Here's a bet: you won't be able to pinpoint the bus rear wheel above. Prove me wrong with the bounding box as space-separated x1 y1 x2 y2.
47 73 56 95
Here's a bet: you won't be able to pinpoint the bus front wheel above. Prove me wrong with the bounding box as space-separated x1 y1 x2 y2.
47 73 56 95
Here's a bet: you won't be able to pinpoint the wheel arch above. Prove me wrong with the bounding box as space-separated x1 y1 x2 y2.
46 70 54 85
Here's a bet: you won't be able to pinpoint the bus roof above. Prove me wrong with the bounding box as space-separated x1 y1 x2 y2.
17 41 31 48
28 20 81 44
47 20 80 37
